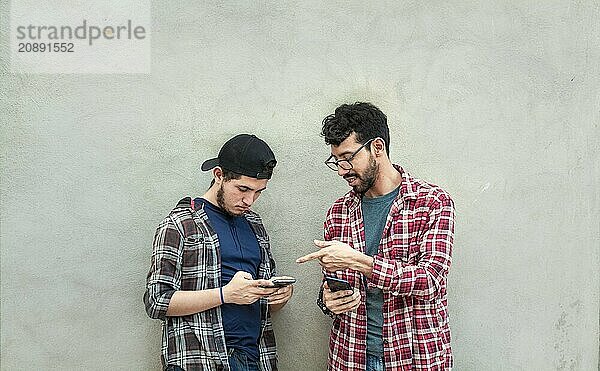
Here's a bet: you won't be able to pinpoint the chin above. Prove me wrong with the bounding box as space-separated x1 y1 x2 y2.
352 184 367 194
229 208 247 216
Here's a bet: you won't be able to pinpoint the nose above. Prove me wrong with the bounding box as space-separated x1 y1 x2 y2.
242 194 253 207
337 167 350 177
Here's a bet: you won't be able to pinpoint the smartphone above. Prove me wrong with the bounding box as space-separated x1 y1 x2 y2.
325 276 353 293
259 277 296 288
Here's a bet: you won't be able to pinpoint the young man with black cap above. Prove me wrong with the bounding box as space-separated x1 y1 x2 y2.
144 134 293 371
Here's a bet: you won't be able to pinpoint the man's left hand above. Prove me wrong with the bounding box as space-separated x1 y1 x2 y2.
266 278 294 306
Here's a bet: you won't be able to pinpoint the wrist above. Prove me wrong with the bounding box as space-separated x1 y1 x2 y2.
221 285 230 304
353 252 374 277
219 287 225 304
317 283 334 318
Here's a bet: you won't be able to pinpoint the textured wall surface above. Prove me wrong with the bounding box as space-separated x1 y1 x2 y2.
1 1 599 370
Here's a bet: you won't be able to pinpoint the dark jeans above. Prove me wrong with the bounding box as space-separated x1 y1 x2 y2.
366 354 384 371
228 348 260 371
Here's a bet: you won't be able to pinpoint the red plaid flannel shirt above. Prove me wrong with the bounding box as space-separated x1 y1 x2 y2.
323 166 454 370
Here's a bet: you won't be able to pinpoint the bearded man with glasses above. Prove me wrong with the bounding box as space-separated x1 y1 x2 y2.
297 102 456 370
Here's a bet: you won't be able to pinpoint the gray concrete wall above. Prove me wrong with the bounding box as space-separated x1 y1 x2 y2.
1 1 598 370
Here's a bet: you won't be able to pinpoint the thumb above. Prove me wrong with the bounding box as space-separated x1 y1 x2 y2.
236 271 253 280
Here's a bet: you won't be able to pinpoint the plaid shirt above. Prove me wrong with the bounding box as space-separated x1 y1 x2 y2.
144 197 278 371
323 166 454 370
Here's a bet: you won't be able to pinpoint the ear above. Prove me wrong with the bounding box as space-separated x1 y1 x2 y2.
213 167 224 183
372 138 386 157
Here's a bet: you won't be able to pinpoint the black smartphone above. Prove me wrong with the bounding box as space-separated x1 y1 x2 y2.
325 276 353 293
259 277 296 288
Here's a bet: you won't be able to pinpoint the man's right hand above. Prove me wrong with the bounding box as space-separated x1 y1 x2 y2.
322 281 361 315
222 271 279 305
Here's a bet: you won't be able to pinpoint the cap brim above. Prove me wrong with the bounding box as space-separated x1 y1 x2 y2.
201 158 219 171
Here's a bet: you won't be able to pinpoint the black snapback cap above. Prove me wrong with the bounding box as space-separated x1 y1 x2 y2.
201 134 277 179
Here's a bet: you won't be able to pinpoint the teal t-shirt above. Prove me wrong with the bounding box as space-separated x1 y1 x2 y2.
361 186 400 357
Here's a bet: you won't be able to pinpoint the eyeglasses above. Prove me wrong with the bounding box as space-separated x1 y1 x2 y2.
324 138 375 171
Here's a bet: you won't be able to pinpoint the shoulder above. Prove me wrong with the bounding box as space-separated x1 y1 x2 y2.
408 174 454 210
166 197 195 222
156 197 200 236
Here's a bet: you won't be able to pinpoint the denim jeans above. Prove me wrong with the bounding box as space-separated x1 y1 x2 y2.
366 354 384 371
228 348 260 371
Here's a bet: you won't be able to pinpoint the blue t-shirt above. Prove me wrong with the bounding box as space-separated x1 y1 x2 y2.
361 186 400 357
194 198 262 361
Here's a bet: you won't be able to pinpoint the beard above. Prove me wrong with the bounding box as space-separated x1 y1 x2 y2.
346 155 378 194
216 183 242 217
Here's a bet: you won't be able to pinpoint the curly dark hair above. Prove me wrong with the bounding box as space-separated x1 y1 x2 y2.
321 102 390 156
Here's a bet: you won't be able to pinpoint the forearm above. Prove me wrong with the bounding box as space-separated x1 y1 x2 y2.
166 288 222 317
369 256 448 300
395 263 444 299
370 197 454 299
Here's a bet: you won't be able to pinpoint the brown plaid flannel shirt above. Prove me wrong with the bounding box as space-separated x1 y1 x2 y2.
144 197 278 370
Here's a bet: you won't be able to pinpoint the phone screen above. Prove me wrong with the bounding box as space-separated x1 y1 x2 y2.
326 277 353 293
271 278 296 287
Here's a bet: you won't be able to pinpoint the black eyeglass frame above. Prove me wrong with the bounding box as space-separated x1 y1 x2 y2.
324 138 376 171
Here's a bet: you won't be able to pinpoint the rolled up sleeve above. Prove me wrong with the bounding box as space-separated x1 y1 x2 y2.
369 196 455 301
143 218 183 320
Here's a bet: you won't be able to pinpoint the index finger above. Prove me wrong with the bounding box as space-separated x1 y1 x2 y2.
255 284 280 296
331 289 354 299
255 279 275 288
295 250 326 264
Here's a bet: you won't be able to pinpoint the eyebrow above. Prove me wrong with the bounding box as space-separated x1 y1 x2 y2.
331 149 356 159
332 139 374 159
238 184 267 192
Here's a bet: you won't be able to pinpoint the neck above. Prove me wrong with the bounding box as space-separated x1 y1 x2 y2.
202 185 219 207
364 161 401 198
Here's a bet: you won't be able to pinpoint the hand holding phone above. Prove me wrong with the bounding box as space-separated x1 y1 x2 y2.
266 277 295 306
224 271 282 305
323 276 360 315
259 277 296 288
325 276 353 293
